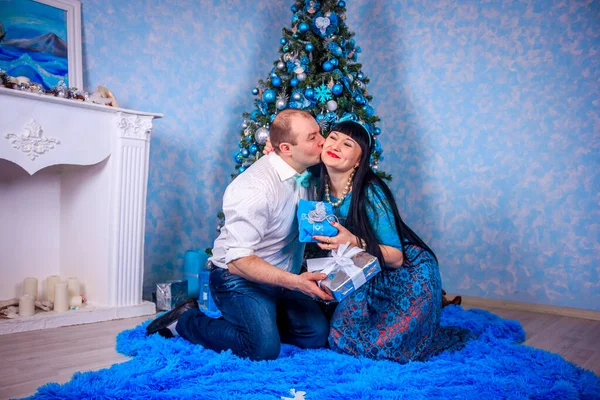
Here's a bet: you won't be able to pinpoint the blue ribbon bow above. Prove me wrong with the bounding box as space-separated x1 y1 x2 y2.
294 170 312 187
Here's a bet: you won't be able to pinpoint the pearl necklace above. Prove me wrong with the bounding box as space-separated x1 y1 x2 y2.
325 170 355 207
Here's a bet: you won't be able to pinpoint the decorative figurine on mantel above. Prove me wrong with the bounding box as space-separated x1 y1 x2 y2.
87 85 119 107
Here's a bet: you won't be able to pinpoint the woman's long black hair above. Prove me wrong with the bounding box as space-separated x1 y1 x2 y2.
318 120 437 267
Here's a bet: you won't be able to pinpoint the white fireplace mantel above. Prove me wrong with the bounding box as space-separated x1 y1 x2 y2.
0 87 163 334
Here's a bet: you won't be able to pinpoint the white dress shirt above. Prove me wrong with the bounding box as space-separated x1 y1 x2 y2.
209 153 312 273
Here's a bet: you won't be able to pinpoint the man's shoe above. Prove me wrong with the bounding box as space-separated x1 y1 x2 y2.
146 298 198 336
156 328 174 339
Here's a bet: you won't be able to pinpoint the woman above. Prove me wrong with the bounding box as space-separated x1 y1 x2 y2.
312 120 473 363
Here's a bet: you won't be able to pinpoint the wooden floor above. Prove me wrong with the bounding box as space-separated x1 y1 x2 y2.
0 306 598 400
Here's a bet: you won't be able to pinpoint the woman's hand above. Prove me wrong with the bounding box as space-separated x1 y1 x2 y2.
313 221 359 251
263 137 274 155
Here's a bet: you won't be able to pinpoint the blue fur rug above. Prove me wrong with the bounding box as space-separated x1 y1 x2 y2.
23 306 599 400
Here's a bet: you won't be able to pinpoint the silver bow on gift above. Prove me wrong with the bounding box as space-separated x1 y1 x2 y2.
301 201 338 235
306 243 367 289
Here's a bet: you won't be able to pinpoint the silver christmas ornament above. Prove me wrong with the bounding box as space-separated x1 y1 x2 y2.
277 61 286 70
242 121 248 128
276 99 287 110
254 126 270 145
297 72 307 81
292 92 302 101
326 100 338 111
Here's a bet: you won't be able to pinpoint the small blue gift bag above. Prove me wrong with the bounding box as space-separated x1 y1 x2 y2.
297 200 338 242
184 250 208 298
199 268 218 313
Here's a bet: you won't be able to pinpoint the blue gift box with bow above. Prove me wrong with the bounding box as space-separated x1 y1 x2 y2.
307 243 381 302
297 200 338 242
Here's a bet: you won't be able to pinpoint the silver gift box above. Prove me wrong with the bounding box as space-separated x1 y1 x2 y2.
155 280 188 311
322 251 381 302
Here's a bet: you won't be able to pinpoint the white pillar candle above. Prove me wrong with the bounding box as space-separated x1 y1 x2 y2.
69 295 83 309
19 294 35 317
23 277 38 298
67 277 80 297
46 275 61 302
54 282 69 312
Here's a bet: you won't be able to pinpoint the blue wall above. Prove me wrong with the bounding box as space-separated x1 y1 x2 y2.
81 0 599 311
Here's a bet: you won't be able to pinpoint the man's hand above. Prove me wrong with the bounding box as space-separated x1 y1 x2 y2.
228 256 333 301
294 272 334 301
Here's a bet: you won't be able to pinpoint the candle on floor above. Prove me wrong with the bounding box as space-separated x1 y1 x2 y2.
67 277 80 297
46 275 61 302
54 282 69 312
69 295 83 309
23 277 38 298
19 294 35 317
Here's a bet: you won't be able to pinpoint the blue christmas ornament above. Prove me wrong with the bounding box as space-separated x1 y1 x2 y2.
304 87 315 98
363 105 375 117
291 5 298 12
303 1 321 14
249 144 258 155
379 155 385 162
338 0 346 7
262 89 276 103
270 113 277 122
234 151 243 163
342 112 358 121
322 61 333 71
280 38 287 45
257 100 269 115
241 148 249 157
326 112 339 122
271 76 281 87
374 139 382 153
250 110 261 121
374 127 382 135
328 42 343 57
316 113 327 123
238 141 244 148
354 94 366 104
238 166 246 174
305 43 315 52
283 45 290 52
252 88 259 95
330 58 338 66
290 77 299 87
357 71 365 80
299 22 309 32
292 14 300 23
332 83 343 95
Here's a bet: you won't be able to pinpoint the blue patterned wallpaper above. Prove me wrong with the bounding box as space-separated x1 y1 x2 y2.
80 0 599 311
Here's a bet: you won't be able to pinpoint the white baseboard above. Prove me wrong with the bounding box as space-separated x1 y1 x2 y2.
0 301 156 335
448 294 600 321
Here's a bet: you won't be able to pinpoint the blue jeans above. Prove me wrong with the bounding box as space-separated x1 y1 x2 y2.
177 266 329 361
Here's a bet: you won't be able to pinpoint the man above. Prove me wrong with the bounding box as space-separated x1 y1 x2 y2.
147 109 333 361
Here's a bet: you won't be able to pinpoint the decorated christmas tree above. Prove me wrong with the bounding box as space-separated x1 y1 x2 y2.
232 0 389 180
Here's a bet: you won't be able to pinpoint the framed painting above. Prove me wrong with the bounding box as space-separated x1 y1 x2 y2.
0 0 82 90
